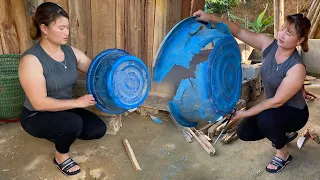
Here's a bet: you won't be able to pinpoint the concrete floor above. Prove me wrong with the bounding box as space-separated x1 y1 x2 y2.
0 87 320 180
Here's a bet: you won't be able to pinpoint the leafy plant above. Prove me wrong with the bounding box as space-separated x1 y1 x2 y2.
228 3 274 35
205 0 240 14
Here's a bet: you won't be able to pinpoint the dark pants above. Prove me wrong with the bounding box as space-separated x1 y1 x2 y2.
20 108 107 153
236 105 309 149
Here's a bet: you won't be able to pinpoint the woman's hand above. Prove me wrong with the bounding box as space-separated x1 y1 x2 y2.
76 94 96 108
231 110 248 122
193 10 214 23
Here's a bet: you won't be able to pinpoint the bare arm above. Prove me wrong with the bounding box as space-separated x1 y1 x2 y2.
71 46 92 74
18 55 95 112
193 10 274 51
232 64 306 120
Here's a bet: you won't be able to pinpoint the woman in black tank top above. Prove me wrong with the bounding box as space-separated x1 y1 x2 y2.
194 11 313 173
19 2 106 176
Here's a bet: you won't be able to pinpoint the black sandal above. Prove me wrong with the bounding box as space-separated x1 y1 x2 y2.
265 155 292 173
272 132 298 148
53 158 80 176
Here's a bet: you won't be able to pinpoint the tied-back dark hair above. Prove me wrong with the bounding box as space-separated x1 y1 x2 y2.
30 2 69 40
286 14 311 52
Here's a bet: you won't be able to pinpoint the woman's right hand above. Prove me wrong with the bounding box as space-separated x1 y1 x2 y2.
193 10 214 23
76 94 96 108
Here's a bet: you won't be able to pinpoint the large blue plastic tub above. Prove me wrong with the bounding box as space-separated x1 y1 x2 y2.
87 49 150 114
153 18 242 127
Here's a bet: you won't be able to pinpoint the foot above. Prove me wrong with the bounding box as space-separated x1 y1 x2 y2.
55 152 80 174
266 151 290 170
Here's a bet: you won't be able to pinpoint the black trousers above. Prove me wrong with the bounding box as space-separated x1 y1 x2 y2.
236 105 309 149
20 108 107 153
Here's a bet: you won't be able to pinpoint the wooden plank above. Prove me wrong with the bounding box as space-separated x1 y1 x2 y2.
152 0 165 60
46 0 68 12
0 0 19 54
168 0 182 30
125 0 145 58
116 0 125 50
122 139 142 171
190 0 205 15
91 0 116 57
144 0 156 74
11 0 31 53
68 0 92 58
181 0 191 19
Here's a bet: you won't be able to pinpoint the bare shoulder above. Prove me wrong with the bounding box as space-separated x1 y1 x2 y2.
260 34 275 51
19 54 42 71
287 63 306 77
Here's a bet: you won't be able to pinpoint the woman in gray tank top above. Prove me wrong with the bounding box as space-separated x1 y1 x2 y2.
19 2 106 176
194 11 311 173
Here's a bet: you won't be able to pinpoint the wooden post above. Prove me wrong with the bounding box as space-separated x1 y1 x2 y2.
273 0 284 38
273 0 279 38
190 0 205 15
144 0 156 75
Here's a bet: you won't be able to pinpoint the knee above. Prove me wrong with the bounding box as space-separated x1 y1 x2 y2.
62 114 83 136
236 122 250 141
94 122 107 139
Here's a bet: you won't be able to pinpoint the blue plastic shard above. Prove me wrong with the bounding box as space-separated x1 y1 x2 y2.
87 49 150 114
153 17 232 83
150 115 163 124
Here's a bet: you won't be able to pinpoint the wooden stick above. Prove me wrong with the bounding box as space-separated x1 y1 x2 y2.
215 121 228 136
221 131 237 144
122 139 142 171
310 12 320 39
274 0 280 38
187 128 215 156
199 122 214 134
208 120 224 138
193 128 215 149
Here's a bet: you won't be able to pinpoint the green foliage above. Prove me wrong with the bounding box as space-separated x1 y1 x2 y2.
228 3 274 35
205 0 240 14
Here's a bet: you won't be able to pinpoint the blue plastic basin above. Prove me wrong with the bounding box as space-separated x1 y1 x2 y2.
87 49 150 114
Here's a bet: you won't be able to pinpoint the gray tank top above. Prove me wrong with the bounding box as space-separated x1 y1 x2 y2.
260 40 306 109
22 42 78 111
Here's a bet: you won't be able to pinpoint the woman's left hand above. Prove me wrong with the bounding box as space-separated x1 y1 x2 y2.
231 110 248 122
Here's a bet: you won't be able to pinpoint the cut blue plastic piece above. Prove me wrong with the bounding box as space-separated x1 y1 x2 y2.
153 17 232 83
87 49 150 114
169 35 242 127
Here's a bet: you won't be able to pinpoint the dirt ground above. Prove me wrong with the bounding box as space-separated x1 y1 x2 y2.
0 85 320 180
